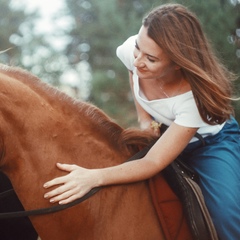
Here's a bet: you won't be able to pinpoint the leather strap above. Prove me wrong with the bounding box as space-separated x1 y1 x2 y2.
0 187 101 219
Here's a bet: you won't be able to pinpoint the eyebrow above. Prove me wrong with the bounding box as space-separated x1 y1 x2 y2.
135 40 160 60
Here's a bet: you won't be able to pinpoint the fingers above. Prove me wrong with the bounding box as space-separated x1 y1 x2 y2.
44 180 79 202
43 163 77 188
43 164 93 205
43 176 66 189
56 163 78 172
57 187 91 205
59 195 79 205
139 120 161 137
44 183 69 199
45 187 76 204
44 182 90 205
153 128 160 137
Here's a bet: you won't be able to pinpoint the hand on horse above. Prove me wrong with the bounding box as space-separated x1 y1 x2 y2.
140 119 161 137
43 163 98 204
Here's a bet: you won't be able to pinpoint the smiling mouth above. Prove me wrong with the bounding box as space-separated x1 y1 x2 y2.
137 68 147 73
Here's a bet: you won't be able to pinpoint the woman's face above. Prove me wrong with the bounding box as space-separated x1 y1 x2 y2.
133 26 178 81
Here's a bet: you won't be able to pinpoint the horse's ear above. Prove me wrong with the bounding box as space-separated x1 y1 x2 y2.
119 128 157 155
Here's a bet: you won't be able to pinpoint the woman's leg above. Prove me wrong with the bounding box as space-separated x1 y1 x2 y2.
186 119 240 239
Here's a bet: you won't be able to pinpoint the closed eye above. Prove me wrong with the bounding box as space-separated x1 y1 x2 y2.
147 57 156 63
135 40 140 50
135 40 159 63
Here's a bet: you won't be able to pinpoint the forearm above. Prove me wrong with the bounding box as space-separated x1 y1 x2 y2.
95 123 198 188
95 157 161 187
128 71 153 128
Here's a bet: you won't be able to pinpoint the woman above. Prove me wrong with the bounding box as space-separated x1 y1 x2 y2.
43 4 240 239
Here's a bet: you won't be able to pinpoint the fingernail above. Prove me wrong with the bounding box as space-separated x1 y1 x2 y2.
50 199 55 203
44 194 48 198
43 184 48 188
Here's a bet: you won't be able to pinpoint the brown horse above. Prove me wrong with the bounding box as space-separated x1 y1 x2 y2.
0 64 189 240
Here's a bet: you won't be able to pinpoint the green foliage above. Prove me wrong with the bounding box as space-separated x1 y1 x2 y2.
64 0 239 126
0 0 29 64
0 0 66 85
2 0 239 126
89 69 138 126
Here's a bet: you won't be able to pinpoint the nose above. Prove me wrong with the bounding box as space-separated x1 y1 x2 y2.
133 54 145 68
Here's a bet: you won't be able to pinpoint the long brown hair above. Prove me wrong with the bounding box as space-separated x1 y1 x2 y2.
143 4 236 125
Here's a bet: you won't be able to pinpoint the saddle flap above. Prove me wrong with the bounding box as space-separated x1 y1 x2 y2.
149 172 193 240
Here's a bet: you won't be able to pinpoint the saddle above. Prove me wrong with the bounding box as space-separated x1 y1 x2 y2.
148 158 219 240
146 123 219 240
127 130 218 240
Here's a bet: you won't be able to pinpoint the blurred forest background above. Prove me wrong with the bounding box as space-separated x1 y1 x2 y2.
1 0 240 127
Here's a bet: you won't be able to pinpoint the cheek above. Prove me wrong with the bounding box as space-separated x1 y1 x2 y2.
148 64 164 73
147 63 172 77
157 61 175 72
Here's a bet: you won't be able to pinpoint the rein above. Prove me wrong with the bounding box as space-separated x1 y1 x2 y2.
0 187 101 219
0 124 204 219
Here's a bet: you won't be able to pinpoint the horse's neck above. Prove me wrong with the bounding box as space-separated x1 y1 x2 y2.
3 110 125 210
0 66 164 239
32 182 163 240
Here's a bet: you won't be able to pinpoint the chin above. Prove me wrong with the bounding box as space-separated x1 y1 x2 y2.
136 69 150 78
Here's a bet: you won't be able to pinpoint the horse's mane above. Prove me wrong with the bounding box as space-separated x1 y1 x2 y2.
0 64 156 155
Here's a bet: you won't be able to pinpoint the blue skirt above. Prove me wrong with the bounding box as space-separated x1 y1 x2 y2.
182 117 240 239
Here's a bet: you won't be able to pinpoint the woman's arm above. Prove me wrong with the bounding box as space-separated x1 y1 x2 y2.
128 71 159 135
43 123 198 204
